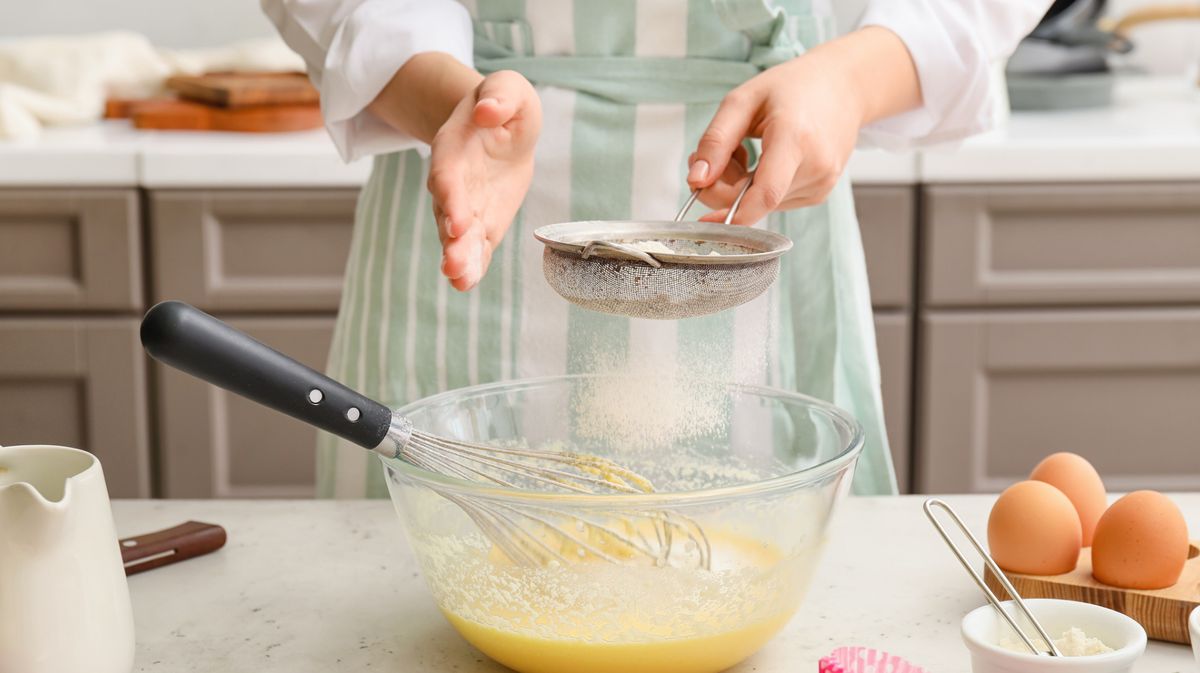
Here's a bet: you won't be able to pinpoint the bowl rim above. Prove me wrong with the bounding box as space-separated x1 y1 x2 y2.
382 373 865 506
961 598 1147 665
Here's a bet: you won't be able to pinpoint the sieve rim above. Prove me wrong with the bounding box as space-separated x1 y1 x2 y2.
534 220 793 266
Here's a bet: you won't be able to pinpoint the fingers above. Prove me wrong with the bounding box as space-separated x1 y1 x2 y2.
693 146 749 211
472 70 537 129
726 123 800 225
687 88 758 190
440 216 502 292
428 160 471 239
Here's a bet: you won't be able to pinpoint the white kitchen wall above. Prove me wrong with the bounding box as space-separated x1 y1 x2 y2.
0 0 275 48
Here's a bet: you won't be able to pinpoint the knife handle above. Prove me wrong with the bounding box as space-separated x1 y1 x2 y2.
119 521 227 575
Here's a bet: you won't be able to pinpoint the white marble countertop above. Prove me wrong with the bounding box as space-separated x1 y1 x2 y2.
112 494 1199 673
2 76 1196 188
923 77 1200 183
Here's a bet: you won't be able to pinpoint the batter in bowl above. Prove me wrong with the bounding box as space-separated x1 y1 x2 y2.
420 529 813 673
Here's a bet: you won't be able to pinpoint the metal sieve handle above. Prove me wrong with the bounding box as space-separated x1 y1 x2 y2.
674 170 755 225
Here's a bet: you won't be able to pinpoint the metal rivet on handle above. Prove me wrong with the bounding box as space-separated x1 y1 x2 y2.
346 407 361 422
307 389 323 404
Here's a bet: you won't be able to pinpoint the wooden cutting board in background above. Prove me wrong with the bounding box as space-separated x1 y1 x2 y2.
984 540 1200 644
107 98 322 132
165 72 319 107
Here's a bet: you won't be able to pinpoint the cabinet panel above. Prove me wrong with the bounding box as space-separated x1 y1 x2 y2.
0 319 150 496
156 317 334 498
150 190 357 311
925 184 1200 306
0 190 142 311
918 310 1200 493
855 187 915 309
874 311 912 493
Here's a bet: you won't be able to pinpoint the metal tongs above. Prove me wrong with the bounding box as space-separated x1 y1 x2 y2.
923 498 1063 657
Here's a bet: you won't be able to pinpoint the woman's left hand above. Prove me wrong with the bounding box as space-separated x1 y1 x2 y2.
687 27 920 225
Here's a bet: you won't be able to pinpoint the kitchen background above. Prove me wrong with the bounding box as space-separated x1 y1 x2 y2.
2 0 1199 499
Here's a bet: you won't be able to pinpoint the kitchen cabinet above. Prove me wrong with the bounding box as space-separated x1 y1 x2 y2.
874 312 912 493
0 190 141 311
918 310 1200 494
0 318 150 496
855 186 915 309
925 184 1200 307
918 182 1200 495
154 317 336 498
150 190 357 311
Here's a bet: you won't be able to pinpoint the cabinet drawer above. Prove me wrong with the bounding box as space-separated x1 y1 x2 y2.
156 317 334 497
918 310 1200 493
0 190 142 311
150 190 357 311
874 311 912 493
0 319 150 496
924 184 1200 307
855 187 914 309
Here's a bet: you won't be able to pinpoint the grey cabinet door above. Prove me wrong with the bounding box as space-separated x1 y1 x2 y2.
874 311 912 493
0 190 142 311
925 184 1200 307
155 317 334 498
150 190 357 311
855 186 915 309
918 310 1200 493
0 319 150 496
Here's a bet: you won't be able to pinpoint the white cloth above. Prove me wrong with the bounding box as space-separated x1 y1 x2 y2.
261 0 1052 161
0 32 305 141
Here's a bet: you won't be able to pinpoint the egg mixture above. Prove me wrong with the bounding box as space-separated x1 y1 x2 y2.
418 529 810 673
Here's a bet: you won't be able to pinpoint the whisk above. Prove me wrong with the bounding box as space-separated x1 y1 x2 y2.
140 301 710 570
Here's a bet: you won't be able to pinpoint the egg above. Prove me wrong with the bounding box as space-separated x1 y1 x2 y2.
988 480 1082 575
1091 490 1190 590
1030 452 1108 547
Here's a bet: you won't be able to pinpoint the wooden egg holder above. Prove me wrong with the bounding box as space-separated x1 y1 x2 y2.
984 541 1200 644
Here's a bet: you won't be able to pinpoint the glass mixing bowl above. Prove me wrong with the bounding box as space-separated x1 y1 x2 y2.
382 374 863 673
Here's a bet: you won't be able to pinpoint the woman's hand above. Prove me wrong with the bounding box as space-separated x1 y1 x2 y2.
687 27 921 224
430 71 542 291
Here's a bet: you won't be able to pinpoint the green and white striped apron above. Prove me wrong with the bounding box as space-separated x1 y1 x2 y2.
321 0 898 497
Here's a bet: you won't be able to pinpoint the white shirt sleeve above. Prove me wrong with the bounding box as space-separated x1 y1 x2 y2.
856 0 1052 149
261 0 474 162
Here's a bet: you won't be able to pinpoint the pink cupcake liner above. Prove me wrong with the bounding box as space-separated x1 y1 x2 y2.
819 645 927 673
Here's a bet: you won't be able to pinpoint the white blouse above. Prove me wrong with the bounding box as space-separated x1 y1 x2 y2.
261 0 1052 162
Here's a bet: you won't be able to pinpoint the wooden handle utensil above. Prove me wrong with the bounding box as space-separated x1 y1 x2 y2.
119 521 227 576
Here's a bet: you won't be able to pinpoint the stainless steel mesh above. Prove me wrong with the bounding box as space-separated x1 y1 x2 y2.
533 174 792 320
542 246 781 320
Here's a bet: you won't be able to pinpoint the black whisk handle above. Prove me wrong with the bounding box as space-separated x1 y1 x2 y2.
140 300 392 451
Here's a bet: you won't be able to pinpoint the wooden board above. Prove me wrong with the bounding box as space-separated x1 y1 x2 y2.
984 541 1200 644
122 99 322 133
165 72 318 108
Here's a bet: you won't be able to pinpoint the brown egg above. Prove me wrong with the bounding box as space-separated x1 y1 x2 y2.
1030 452 1108 547
988 480 1082 575
1092 490 1190 590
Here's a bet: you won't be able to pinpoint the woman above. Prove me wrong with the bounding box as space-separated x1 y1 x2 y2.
263 0 1049 497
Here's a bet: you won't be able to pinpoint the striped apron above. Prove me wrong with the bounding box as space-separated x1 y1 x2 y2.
321 0 897 497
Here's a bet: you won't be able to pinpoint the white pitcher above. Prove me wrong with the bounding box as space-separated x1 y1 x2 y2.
0 445 135 673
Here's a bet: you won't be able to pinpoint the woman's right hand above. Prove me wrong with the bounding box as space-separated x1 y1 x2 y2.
429 70 542 291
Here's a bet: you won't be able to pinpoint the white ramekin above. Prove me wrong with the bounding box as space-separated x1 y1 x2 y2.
961 599 1146 673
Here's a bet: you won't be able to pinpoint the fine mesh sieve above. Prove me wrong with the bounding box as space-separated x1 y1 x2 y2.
533 177 793 320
